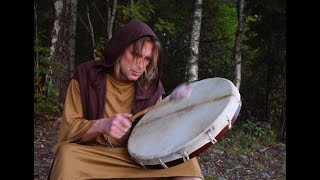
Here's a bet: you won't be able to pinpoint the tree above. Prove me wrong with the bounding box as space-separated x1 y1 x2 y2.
243 0 286 139
233 0 245 89
187 0 203 82
49 0 78 102
107 0 117 41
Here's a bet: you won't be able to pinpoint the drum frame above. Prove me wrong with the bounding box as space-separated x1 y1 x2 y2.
128 78 242 169
131 104 241 169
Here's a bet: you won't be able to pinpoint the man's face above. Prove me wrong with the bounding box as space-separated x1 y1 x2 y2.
118 41 153 81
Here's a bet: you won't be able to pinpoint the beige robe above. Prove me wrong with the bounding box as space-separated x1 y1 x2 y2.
50 74 203 180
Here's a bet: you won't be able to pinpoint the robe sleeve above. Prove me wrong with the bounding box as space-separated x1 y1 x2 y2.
51 79 95 153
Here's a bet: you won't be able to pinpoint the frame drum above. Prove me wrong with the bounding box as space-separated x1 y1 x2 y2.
128 78 241 169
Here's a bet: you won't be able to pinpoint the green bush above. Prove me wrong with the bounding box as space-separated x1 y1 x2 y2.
34 45 63 116
217 119 277 154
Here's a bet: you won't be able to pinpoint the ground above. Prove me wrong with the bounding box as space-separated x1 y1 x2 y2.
34 117 286 180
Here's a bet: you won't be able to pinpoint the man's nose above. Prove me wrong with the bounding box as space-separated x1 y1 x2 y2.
136 58 145 69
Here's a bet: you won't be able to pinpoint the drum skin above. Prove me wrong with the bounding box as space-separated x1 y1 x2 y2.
128 78 241 169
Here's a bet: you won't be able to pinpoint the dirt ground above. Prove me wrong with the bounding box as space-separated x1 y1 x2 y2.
34 117 286 180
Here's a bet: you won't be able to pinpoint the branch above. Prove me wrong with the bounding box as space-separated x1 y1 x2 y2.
86 3 95 47
76 11 91 35
91 1 106 26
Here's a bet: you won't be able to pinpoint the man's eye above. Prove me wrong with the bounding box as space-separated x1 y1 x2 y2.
131 51 140 57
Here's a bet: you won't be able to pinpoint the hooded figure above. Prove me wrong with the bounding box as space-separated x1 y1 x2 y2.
73 20 165 121
49 20 203 180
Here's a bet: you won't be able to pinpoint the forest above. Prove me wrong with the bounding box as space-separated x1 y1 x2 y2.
34 0 286 140
34 0 286 179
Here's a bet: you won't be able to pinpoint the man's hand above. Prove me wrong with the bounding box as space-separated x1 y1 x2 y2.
170 83 192 101
97 113 132 139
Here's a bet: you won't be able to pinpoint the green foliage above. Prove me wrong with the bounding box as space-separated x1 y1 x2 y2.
218 120 277 153
242 119 277 145
240 0 286 140
151 0 193 92
199 0 237 80
118 1 155 22
34 0 286 141
93 37 105 61
213 2 237 48
34 0 52 46
34 44 63 116
218 129 261 153
34 81 63 116
154 18 176 36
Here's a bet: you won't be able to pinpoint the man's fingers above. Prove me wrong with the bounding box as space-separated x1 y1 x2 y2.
171 83 192 101
122 113 133 117
108 124 128 139
117 113 132 128
108 130 122 139
108 114 132 138
119 117 132 129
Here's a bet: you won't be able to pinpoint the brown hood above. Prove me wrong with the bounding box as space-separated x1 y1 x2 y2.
103 20 159 62
102 19 164 99
73 20 165 120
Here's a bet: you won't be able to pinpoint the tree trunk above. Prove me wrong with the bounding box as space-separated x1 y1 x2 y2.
187 0 203 82
266 55 273 125
69 0 78 77
49 0 78 102
107 0 117 41
266 36 275 126
233 0 245 90
34 3 40 94
130 0 134 9
34 3 38 67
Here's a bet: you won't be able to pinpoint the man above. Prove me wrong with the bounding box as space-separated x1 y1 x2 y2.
49 20 203 180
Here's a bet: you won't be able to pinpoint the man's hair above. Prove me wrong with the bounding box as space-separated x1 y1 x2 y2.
114 36 161 89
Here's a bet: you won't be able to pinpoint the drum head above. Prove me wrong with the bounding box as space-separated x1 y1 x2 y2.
128 78 241 167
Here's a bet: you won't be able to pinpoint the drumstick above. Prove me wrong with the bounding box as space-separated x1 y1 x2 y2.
129 98 170 122
129 83 192 122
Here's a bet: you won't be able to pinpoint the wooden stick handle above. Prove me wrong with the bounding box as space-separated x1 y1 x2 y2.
129 106 153 122
129 98 170 122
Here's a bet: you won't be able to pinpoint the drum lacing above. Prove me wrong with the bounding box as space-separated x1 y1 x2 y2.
139 161 146 168
226 114 232 129
207 130 217 144
158 158 168 169
181 151 190 162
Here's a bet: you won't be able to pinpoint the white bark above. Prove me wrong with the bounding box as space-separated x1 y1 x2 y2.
130 0 134 9
187 0 203 82
107 0 117 41
49 0 78 101
233 0 245 90
48 0 63 84
49 0 63 63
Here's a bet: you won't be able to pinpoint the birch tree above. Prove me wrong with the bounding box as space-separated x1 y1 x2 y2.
233 0 245 90
187 0 203 82
49 0 78 102
107 0 117 41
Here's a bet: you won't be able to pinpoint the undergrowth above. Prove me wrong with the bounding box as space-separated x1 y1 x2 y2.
215 119 278 154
